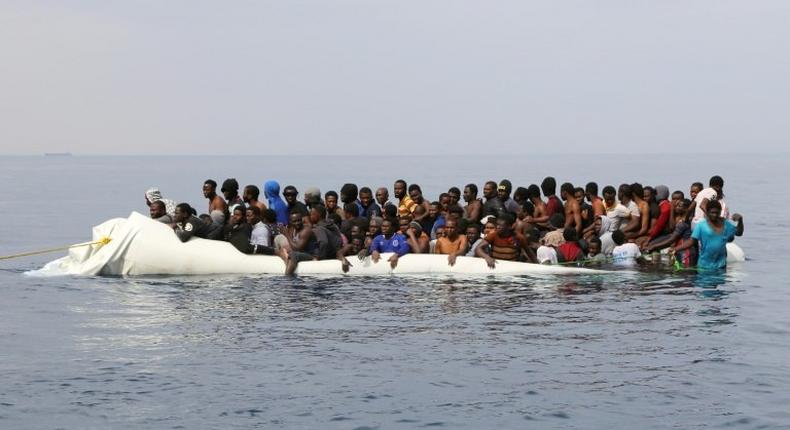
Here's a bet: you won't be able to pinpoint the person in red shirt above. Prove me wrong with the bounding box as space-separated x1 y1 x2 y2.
556 228 584 263
542 177 564 217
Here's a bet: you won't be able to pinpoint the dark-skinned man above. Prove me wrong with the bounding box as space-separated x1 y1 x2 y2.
462 183 483 224
482 180 505 218
394 180 417 218
149 200 172 224
560 182 583 236
359 187 382 218
433 218 468 266
359 217 410 269
173 203 210 242
475 213 531 268
203 179 228 224
243 185 268 215
283 185 309 224
221 178 244 214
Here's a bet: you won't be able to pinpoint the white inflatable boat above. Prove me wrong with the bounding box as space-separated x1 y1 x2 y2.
29 212 610 277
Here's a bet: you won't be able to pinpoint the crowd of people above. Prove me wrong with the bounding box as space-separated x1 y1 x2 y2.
143 175 744 275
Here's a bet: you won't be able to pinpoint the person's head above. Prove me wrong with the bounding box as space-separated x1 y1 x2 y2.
549 213 565 229
463 184 478 202
340 183 358 204
243 185 260 203
483 219 497 235
618 184 632 202
350 235 365 253
562 227 578 242
705 200 723 222
653 185 669 203
408 184 424 203
585 182 599 200
304 187 322 207
497 179 513 200
447 187 461 205
283 186 298 205
559 182 574 200
444 218 459 238
466 224 481 244
541 177 557 196
199 213 212 225
144 187 162 206
408 221 423 238
447 204 464 220
368 217 382 237
262 208 277 224
375 187 389 205
483 181 498 199
203 179 217 198
629 183 644 201
231 206 246 225
519 200 535 219
643 185 655 202
612 230 626 246
435 226 445 238
428 201 441 219
588 236 602 256
495 213 516 236
573 187 585 205
221 178 240 200
324 191 339 210
671 190 684 206
398 217 410 234
289 211 303 229
438 192 449 209
394 180 407 199
359 187 374 207
343 202 359 219
709 175 724 197
174 203 192 223
328 213 342 228
351 219 368 237
690 182 703 200
675 198 691 216
381 218 396 236
383 203 397 218
602 185 616 205
149 200 166 219
513 187 528 205
527 184 542 202
310 205 327 224
246 205 261 225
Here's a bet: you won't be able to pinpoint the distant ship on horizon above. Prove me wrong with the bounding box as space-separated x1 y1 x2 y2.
44 152 72 157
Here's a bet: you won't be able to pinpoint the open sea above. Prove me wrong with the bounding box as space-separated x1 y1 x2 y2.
0 154 788 429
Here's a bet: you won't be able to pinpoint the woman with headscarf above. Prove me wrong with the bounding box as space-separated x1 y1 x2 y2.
145 187 177 216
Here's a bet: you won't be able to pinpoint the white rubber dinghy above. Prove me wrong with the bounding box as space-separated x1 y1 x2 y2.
30 212 610 277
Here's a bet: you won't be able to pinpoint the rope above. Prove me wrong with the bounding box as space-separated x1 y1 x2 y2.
0 237 112 261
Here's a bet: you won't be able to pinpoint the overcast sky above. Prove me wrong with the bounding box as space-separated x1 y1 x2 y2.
1 1 788 155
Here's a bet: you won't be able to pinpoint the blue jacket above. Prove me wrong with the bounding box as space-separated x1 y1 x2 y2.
264 180 289 225
369 233 410 256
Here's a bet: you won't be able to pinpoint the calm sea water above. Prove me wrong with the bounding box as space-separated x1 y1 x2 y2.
1 154 788 429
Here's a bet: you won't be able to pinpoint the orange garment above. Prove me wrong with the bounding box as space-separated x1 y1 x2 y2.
484 231 527 261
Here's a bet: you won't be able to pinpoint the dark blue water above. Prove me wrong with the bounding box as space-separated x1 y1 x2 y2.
1 155 788 429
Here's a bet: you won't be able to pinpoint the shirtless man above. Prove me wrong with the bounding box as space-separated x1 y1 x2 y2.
408 184 431 221
203 179 228 222
433 218 468 266
525 184 550 228
585 182 605 218
243 185 268 215
402 220 430 254
625 182 650 240
560 182 582 236
463 184 483 224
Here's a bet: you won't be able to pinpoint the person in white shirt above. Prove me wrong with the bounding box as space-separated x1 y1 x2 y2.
691 175 726 227
611 230 646 266
602 185 630 231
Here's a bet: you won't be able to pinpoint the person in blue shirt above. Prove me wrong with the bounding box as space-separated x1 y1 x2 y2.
359 218 410 269
684 200 744 271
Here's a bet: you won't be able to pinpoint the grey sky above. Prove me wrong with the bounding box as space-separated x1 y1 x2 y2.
1 1 788 155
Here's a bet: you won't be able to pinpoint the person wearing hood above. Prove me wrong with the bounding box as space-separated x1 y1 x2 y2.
264 180 289 225
145 187 177 216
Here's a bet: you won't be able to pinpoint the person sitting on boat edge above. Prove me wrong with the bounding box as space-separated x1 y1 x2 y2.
223 206 254 253
434 218 468 266
557 228 584 264
359 217 410 269
173 203 210 242
475 213 530 268
586 236 607 264
337 235 367 273
149 200 173 224
402 220 430 254
643 198 696 267
285 205 343 275
145 187 177 217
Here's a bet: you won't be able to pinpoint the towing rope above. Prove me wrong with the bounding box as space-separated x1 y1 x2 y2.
0 237 112 261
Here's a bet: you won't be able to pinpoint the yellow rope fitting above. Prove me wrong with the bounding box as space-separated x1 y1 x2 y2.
0 237 113 261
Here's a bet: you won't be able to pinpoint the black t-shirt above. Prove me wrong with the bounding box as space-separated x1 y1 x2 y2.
223 223 253 253
483 197 505 218
175 215 210 242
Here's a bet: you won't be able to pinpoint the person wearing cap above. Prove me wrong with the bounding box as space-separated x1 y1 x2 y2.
402 219 430 253
221 178 244 214
203 179 228 224
282 185 309 223
497 180 520 215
